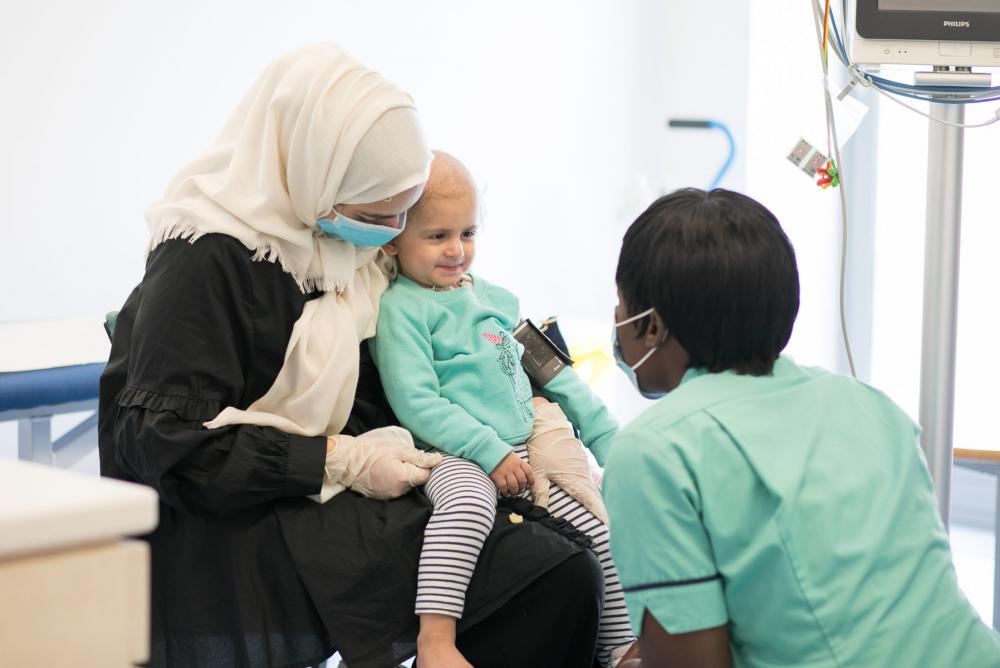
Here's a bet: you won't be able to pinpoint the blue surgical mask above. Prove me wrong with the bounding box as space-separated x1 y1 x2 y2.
316 210 405 247
613 306 667 400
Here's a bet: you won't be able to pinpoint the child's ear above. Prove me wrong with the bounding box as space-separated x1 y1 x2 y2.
382 240 399 256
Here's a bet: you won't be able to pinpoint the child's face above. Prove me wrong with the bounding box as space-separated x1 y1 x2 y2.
384 193 478 289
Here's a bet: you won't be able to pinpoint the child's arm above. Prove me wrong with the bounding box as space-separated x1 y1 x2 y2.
539 366 619 466
371 299 513 476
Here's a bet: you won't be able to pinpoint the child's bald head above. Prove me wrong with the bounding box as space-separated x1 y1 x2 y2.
384 150 480 289
410 150 478 223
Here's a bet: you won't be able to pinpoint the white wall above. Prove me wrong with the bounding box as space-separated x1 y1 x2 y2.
746 0 857 374
0 1 751 447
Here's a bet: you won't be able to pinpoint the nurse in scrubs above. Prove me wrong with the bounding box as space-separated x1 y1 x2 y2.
603 188 1000 668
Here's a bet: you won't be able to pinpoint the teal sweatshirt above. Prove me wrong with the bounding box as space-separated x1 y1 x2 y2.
371 274 619 474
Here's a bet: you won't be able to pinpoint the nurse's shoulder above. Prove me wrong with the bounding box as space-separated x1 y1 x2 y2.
606 370 731 476
794 357 921 437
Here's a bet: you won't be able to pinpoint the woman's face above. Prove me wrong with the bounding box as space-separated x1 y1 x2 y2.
328 183 425 229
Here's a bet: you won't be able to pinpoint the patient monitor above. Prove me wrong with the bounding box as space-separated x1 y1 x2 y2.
853 0 1000 66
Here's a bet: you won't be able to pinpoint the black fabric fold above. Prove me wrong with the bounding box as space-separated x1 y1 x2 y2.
118 385 222 422
498 495 594 548
278 491 593 668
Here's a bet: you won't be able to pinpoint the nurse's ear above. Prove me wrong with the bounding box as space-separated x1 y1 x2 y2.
644 310 669 348
382 239 399 256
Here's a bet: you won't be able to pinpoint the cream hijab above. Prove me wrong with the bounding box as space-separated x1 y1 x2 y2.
145 44 431 437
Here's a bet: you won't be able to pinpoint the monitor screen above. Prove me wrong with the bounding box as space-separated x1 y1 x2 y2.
855 0 1000 64
879 0 1000 11
857 0 1000 42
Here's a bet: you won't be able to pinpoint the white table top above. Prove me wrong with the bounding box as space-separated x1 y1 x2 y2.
0 316 111 373
0 459 158 559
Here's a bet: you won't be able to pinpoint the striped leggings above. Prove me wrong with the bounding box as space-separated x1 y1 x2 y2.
418 444 633 666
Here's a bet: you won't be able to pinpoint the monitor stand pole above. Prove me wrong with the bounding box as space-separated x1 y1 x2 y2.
915 66 990 530
919 96 963 531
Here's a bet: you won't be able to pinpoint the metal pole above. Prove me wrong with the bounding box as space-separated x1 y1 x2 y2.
17 415 54 465
919 100 964 530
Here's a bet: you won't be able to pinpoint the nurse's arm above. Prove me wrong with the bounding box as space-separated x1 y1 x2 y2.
635 610 732 668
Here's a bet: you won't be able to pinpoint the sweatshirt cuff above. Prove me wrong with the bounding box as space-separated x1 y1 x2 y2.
589 431 616 467
470 438 514 475
283 434 328 497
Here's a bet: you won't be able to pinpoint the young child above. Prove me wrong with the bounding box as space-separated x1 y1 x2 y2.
371 151 636 668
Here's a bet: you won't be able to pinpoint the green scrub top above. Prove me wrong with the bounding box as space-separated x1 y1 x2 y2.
603 356 1000 667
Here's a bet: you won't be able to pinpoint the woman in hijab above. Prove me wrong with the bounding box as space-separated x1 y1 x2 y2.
99 44 604 668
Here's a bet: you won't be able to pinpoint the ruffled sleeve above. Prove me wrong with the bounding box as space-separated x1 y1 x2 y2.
99 235 327 517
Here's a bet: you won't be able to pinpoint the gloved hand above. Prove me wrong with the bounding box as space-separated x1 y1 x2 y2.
526 397 609 525
309 426 443 503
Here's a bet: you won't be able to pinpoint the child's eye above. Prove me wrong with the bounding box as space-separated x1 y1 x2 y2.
430 233 446 240
462 229 478 239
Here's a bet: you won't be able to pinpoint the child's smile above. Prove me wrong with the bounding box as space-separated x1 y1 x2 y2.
385 190 478 289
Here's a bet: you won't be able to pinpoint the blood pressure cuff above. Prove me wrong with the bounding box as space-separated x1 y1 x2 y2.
514 318 573 388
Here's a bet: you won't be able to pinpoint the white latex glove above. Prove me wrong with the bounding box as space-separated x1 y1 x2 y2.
527 397 609 525
309 426 443 503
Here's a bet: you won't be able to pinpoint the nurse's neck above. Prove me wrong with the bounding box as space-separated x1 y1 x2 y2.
646 337 691 394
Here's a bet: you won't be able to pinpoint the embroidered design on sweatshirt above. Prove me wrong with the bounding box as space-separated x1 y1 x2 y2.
485 330 533 423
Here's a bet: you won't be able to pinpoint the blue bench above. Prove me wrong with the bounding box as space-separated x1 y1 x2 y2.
0 362 105 466
0 315 111 466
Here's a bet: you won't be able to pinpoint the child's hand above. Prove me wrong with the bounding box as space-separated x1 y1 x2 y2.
489 452 535 496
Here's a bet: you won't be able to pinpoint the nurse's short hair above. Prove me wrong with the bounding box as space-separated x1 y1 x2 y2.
616 188 799 376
